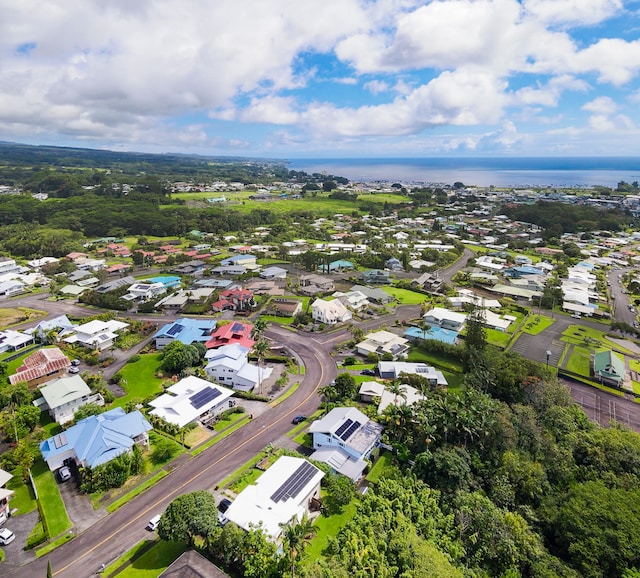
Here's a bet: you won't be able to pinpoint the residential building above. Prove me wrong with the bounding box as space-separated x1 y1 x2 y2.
385 257 404 271
356 330 409 359
311 298 352 325
411 272 444 293
378 361 448 386
211 288 254 312
224 456 324 541
361 269 390 285
206 321 255 350
205 344 272 392
270 298 303 318
220 254 257 268
377 383 426 414
160 551 231 578
358 381 385 403
154 318 217 350
95 276 136 294
0 469 14 525
308 407 383 481
39 408 151 471
0 330 34 354
148 375 234 428
63 319 129 350
244 279 284 296
298 274 335 296
259 266 287 280
123 282 167 302
591 350 625 386
33 375 104 424
423 307 467 331
9 347 70 388
350 285 394 304
334 290 369 311
172 260 206 276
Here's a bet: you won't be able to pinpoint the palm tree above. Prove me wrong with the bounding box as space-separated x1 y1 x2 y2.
253 339 269 394
318 384 334 414
388 381 407 407
280 512 318 578
253 317 268 338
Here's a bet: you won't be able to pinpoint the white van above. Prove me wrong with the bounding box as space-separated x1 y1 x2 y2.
146 514 161 531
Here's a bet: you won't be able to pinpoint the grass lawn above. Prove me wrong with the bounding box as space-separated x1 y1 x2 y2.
259 314 295 326
382 286 427 305
6 469 37 516
366 451 399 483
485 328 512 348
407 347 464 374
112 353 164 408
441 370 464 391
561 326 633 353
565 346 592 376
305 501 358 562
112 540 187 577
522 314 555 335
31 459 71 538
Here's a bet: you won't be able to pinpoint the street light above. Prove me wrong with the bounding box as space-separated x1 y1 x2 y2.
546 350 552 367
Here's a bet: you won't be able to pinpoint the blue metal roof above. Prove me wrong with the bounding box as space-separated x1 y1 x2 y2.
155 318 217 344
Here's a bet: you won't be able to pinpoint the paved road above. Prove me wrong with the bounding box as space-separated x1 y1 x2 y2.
609 267 635 326
4 325 335 578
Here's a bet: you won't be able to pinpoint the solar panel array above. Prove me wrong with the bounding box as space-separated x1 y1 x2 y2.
231 322 244 333
340 420 361 441
271 461 318 503
189 387 222 409
334 418 353 439
166 324 184 336
53 433 68 449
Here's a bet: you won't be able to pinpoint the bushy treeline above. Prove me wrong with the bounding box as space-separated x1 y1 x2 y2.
502 200 627 234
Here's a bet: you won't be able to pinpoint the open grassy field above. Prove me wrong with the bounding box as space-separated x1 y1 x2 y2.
485 328 512 348
522 314 555 335
0 307 47 329
565 345 592 375
112 353 164 408
407 347 464 374
561 325 633 354
304 500 358 562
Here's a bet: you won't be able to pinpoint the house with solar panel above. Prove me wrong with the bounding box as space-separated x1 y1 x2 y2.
308 407 383 481
206 321 255 350
154 318 217 350
223 456 324 541
148 375 234 428
39 407 151 472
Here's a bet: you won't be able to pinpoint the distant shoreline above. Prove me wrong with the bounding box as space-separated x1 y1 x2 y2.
287 157 640 188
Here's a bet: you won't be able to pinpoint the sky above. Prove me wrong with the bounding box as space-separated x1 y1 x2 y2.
2 0 640 158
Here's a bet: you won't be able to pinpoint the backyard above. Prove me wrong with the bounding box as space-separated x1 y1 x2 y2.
111 353 165 408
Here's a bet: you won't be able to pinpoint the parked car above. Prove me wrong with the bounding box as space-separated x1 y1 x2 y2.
146 514 161 531
360 369 376 376
71 359 81 367
58 466 72 482
291 415 306 425
68 366 80 374
218 498 232 525
0 528 15 546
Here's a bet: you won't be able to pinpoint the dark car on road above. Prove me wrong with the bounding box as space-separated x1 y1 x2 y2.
360 369 376 376
291 415 306 424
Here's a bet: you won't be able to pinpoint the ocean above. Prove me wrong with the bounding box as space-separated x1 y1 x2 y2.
285 157 640 189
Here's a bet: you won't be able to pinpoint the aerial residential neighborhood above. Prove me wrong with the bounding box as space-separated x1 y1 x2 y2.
1 147 640 578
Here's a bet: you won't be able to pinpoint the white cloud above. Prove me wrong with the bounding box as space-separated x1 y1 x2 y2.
523 0 622 25
582 96 617 115
364 80 390 94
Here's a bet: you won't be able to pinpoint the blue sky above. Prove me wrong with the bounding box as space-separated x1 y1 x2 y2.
2 0 640 158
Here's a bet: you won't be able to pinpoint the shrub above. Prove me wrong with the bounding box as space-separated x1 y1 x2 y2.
127 354 141 364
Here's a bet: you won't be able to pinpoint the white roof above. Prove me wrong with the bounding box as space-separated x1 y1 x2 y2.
309 447 368 481
224 456 324 540
423 307 467 325
358 381 385 397
148 375 233 428
75 319 129 335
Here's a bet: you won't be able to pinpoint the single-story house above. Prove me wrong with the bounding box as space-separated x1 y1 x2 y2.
270 298 303 318
358 381 385 403
362 270 390 285
309 407 383 481
423 307 467 331
350 285 394 305
9 347 70 388
298 274 335 296
356 330 409 359
334 290 369 311
220 254 257 268
591 350 625 386
95 276 136 294
260 266 288 280
63 319 129 350
159 551 231 578
154 318 217 350
39 408 151 471
224 456 324 541
33 375 104 425
378 361 448 387
0 330 34 354
311 299 352 325
148 375 234 428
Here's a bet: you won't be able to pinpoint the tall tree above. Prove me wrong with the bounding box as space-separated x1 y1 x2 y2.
280 512 318 578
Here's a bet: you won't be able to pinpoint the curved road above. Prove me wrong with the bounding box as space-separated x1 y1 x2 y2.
5 325 336 578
